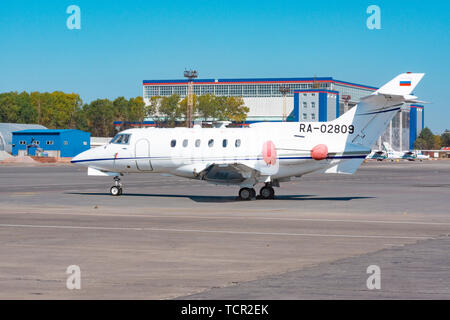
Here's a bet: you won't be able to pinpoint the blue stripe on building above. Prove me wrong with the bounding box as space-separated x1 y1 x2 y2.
318 92 327 122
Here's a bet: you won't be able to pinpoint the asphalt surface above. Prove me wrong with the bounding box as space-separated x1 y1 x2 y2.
0 160 449 299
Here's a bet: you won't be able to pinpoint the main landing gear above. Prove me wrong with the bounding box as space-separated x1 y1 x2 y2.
110 176 123 196
238 183 275 200
259 184 275 199
238 187 256 201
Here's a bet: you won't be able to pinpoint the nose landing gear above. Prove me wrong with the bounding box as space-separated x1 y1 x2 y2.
110 176 123 196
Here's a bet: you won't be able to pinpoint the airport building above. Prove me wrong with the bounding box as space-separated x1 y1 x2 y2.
142 76 424 151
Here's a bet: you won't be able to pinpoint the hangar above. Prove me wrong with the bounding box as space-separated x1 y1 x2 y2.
12 129 90 158
0 123 47 153
142 76 425 151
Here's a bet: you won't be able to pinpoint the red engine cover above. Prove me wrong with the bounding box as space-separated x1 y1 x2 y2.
262 140 277 165
311 144 328 160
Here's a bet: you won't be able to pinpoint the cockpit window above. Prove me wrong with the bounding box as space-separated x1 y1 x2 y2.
111 134 131 145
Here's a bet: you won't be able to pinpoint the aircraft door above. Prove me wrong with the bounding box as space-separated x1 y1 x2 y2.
135 139 153 171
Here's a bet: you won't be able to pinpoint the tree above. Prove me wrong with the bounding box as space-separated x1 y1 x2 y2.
16 92 38 124
113 97 129 124
83 99 115 136
196 94 218 121
413 137 427 150
221 97 249 122
127 96 146 123
433 135 442 150
145 96 160 123
72 107 89 132
441 130 450 147
35 91 82 129
414 127 435 150
0 92 20 123
158 94 181 127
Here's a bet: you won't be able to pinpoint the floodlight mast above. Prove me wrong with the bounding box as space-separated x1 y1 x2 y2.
279 86 290 122
184 70 198 128
342 95 351 113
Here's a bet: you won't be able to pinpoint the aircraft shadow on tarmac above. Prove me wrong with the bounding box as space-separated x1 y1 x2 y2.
67 192 374 203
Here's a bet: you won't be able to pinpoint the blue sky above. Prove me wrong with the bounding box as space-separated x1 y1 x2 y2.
0 0 449 132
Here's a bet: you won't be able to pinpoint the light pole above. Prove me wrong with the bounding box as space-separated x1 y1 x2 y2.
184 69 198 128
341 95 351 115
279 86 290 122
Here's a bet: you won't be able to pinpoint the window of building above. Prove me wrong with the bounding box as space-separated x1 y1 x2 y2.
222 139 228 147
208 139 214 147
183 139 188 147
312 93 316 96
303 93 307 96
303 102 307 108
170 139 176 147
46 140 54 145
311 102 316 108
235 139 241 147
195 139 201 147
311 113 316 120
303 113 307 120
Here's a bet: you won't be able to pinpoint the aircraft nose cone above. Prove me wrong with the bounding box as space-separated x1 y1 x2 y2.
71 150 89 165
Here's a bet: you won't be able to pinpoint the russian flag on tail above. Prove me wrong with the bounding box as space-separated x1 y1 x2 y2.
400 80 411 86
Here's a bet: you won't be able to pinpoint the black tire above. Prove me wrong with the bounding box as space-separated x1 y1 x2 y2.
260 186 275 199
239 188 252 200
110 186 121 196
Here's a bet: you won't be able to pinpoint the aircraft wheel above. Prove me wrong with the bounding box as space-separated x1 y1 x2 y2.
239 188 253 200
110 186 122 196
260 186 275 199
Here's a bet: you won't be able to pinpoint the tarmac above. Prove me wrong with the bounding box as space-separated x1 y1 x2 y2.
0 160 449 299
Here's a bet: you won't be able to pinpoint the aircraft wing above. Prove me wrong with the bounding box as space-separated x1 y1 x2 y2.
198 163 260 185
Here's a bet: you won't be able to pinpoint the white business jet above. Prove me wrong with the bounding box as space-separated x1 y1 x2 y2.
72 73 425 200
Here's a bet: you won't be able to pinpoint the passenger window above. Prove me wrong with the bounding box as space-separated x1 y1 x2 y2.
235 139 241 147
123 135 130 144
222 139 227 147
183 139 188 147
195 139 201 147
171 139 176 147
208 139 214 147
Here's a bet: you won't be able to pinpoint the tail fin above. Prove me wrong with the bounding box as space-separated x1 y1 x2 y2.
382 141 394 153
325 73 425 174
345 73 425 149
376 73 425 96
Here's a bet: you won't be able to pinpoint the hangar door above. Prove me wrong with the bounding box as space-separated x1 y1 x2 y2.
135 139 153 171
